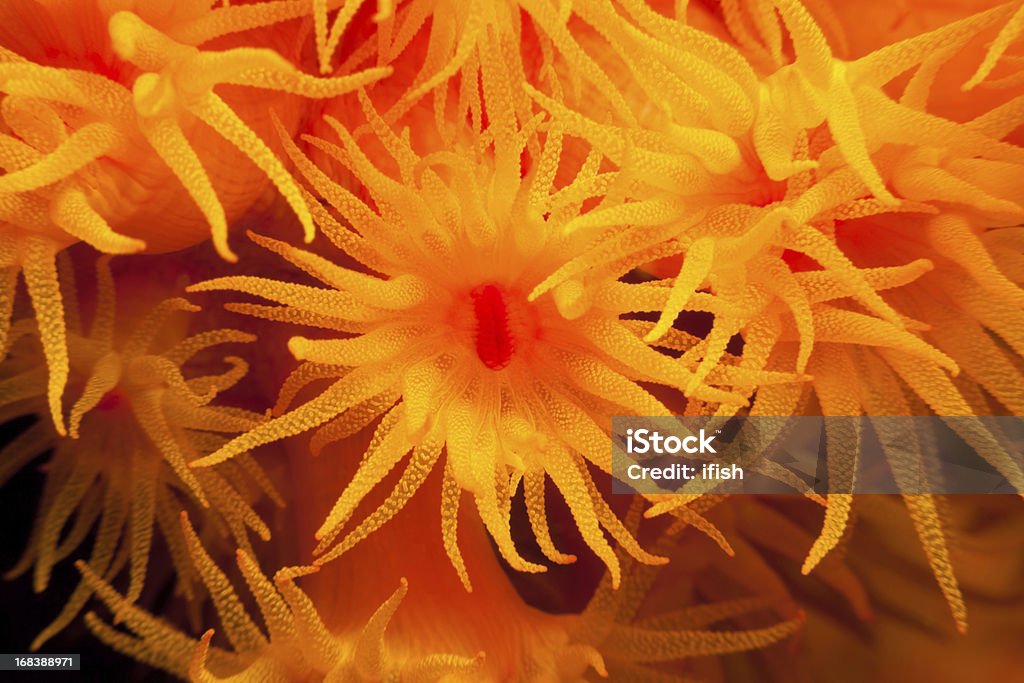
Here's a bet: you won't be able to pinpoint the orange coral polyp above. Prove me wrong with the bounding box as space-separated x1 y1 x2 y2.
0 0 393 434
186 76 776 584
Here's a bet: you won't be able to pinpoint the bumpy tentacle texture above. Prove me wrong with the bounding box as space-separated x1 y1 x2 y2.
531 0 1024 634
964 0 1024 90
312 0 395 75
1 0 1021 677
185 21 808 589
77 505 805 681
0 0 393 260
78 513 482 682
0 256 276 650
322 0 638 146
0 1 392 429
568 504 806 680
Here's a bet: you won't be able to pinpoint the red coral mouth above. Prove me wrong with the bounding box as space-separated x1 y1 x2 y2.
471 283 516 371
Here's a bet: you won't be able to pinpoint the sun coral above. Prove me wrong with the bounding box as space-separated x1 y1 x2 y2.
186 56 806 593
0 0 393 259
526 0 1024 634
184 125 634 583
0 254 277 650
311 0 540 112
82 458 615 682
184 59 805 587
564 502 806 681
963 0 1024 90
0 0 393 434
0 0 1022 679
77 512 481 682
76 468 804 682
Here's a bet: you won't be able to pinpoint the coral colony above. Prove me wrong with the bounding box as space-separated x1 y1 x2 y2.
0 0 1022 681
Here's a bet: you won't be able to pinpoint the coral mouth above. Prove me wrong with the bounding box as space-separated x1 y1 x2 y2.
471 283 516 371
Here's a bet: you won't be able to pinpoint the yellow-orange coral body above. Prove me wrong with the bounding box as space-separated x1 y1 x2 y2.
185 68 803 587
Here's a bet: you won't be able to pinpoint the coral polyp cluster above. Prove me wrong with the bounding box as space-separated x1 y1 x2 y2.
516 0 1024 633
0 0 390 438
1 0 1023 680
186 96 759 586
